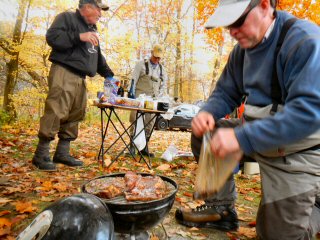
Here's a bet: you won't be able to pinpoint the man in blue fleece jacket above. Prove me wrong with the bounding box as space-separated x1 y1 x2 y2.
175 0 320 238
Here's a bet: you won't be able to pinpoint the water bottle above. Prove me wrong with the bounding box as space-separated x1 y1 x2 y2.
104 80 113 103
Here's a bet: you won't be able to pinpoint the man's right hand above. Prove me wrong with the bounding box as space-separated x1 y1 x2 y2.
80 32 99 46
191 111 215 137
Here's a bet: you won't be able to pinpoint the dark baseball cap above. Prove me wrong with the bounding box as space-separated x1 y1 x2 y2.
79 0 109 11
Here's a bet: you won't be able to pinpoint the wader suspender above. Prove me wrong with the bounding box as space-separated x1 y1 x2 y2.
144 59 163 82
269 17 297 114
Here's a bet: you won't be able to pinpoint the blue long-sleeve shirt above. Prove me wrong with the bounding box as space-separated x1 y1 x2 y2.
202 11 320 155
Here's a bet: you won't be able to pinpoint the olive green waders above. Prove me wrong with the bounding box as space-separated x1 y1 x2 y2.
39 63 87 140
33 64 86 169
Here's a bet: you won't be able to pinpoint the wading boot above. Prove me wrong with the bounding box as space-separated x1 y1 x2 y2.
175 203 239 231
53 139 83 167
32 139 56 171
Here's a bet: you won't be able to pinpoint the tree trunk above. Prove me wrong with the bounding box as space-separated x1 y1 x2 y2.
188 2 196 103
174 0 182 100
3 0 28 119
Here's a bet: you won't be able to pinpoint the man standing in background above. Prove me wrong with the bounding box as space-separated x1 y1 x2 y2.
128 44 168 157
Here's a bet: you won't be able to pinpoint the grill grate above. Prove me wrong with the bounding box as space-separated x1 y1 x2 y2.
86 181 176 205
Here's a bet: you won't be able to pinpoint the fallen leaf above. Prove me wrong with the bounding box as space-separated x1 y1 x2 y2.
11 214 28 225
244 196 254 202
0 211 11 217
183 192 193 197
248 221 256 227
189 227 199 231
41 181 53 191
84 152 96 158
150 236 159 240
54 183 67 192
0 227 10 237
0 218 12 228
15 202 37 214
175 197 188 203
0 199 12 206
238 226 256 238
239 189 249 194
156 164 171 171
176 230 190 237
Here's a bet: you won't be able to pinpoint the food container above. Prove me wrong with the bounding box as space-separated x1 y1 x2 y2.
144 100 154 110
114 97 141 108
157 102 169 111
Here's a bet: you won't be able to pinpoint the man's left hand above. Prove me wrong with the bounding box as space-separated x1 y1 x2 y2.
210 128 243 161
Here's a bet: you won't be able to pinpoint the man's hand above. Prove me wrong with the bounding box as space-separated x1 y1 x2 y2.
80 32 99 46
210 128 243 161
191 111 215 137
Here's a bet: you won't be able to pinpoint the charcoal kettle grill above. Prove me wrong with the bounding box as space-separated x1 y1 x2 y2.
82 173 178 240
17 194 114 240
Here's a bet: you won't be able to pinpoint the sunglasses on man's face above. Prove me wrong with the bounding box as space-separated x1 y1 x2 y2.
227 0 260 29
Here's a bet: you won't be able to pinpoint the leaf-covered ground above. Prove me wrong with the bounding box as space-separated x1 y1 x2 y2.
0 119 263 240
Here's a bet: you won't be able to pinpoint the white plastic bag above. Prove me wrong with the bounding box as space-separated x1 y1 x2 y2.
161 144 179 162
133 113 146 151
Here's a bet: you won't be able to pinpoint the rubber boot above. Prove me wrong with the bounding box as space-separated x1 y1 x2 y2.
53 139 83 167
32 139 56 171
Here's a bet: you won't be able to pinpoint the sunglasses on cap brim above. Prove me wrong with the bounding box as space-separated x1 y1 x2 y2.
227 0 260 29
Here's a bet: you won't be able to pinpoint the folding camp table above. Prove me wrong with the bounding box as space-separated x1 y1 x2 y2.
95 101 166 169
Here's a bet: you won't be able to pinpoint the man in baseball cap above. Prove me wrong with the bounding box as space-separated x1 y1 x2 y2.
152 44 164 58
32 0 114 171
175 0 320 238
79 0 109 11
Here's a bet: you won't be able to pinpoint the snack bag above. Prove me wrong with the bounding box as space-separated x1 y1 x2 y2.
104 77 119 104
194 132 239 200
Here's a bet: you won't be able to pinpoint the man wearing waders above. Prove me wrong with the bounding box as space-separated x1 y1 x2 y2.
127 44 168 157
32 0 114 170
175 0 320 238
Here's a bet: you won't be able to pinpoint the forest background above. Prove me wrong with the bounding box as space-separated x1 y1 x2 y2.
0 1 319 239
0 0 319 123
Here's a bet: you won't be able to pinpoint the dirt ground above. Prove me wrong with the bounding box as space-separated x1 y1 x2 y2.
1 123 261 239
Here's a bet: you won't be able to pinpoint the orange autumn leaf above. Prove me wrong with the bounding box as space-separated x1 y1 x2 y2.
238 226 257 238
41 181 54 191
183 192 193 197
0 218 12 228
84 152 96 158
150 236 159 240
244 196 254 202
15 202 37 214
156 164 171 171
54 183 67 192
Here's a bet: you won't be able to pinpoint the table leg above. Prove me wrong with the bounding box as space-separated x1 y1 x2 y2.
114 111 152 169
98 108 112 166
100 108 104 166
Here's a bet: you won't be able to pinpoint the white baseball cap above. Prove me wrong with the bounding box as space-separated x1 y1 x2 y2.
205 0 252 29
